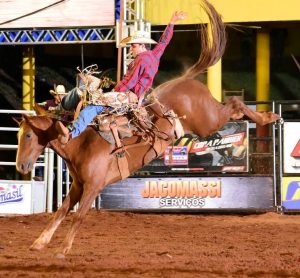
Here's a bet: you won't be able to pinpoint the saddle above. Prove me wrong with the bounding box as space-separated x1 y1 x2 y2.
95 105 150 145
94 100 184 180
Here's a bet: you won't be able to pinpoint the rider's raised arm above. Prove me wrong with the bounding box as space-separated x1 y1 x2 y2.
152 11 187 59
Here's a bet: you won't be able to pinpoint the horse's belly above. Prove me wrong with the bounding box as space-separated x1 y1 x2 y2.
157 84 222 137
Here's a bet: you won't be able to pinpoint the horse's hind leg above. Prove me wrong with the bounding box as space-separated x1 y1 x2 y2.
56 182 102 258
225 97 280 125
30 181 83 251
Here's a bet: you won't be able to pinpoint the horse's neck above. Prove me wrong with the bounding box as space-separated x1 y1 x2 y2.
49 140 69 161
46 122 69 160
47 140 67 159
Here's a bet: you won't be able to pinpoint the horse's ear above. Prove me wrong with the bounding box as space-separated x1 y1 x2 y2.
34 103 47 116
12 114 31 126
12 116 23 126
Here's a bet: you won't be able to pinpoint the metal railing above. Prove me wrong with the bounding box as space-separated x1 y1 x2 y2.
0 109 88 212
1 100 299 213
0 109 55 212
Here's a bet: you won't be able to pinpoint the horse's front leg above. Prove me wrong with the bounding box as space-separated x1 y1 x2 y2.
55 182 103 258
30 181 83 251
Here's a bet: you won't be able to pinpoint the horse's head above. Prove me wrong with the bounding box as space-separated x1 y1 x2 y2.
15 114 54 175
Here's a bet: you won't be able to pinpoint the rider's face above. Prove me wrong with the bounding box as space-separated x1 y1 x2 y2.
54 94 64 104
130 43 145 58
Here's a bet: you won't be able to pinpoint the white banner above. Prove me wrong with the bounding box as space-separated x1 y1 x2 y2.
0 180 46 214
0 0 115 28
283 122 300 173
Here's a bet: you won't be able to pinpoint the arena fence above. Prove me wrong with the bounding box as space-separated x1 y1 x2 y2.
1 100 300 213
0 109 54 213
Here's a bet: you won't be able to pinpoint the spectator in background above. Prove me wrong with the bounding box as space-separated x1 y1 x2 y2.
38 84 74 122
38 84 67 111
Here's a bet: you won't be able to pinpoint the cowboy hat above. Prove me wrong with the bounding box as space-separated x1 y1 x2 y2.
121 30 157 45
49 85 67 96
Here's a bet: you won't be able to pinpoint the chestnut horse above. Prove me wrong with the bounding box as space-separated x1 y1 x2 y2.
15 0 279 257
16 104 175 258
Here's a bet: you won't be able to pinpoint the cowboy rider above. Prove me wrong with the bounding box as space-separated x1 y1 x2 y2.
38 84 68 111
56 11 187 144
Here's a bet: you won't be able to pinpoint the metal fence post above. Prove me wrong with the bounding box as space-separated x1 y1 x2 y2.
47 149 54 213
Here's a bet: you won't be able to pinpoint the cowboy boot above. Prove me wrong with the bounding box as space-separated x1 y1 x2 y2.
55 121 71 144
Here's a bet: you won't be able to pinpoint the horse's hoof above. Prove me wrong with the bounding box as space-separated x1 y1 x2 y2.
29 242 44 251
55 252 66 259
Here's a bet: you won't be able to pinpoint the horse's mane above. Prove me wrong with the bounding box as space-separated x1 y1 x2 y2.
182 0 226 79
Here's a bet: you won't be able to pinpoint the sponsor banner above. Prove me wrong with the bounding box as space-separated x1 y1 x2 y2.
281 177 300 210
283 122 300 173
164 146 188 165
140 121 249 173
100 176 274 210
0 180 46 214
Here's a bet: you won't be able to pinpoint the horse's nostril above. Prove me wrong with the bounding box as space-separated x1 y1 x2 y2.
18 161 32 174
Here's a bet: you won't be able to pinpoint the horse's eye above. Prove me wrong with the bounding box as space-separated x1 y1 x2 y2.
25 133 32 140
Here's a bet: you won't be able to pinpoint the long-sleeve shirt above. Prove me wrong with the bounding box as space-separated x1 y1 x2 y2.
38 99 60 111
114 23 175 97
38 99 73 122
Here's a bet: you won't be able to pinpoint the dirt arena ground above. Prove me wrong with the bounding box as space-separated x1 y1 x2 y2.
1 209 300 277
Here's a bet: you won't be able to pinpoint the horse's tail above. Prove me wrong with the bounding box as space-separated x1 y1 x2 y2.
182 0 226 79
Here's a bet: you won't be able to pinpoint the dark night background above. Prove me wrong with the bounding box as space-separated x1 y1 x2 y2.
0 23 299 110
0 22 299 179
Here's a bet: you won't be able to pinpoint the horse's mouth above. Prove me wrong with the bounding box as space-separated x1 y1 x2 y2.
16 161 33 175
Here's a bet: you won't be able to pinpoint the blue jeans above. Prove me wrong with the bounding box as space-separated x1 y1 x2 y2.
71 105 105 138
61 81 86 111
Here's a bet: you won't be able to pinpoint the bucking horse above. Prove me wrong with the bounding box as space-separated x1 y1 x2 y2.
15 0 279 258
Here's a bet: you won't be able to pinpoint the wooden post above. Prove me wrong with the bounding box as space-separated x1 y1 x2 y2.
256 30 270 111
207 23 222 102
22 46 35 110
256 30 270 154
117 0 125 83
207 59 222 102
